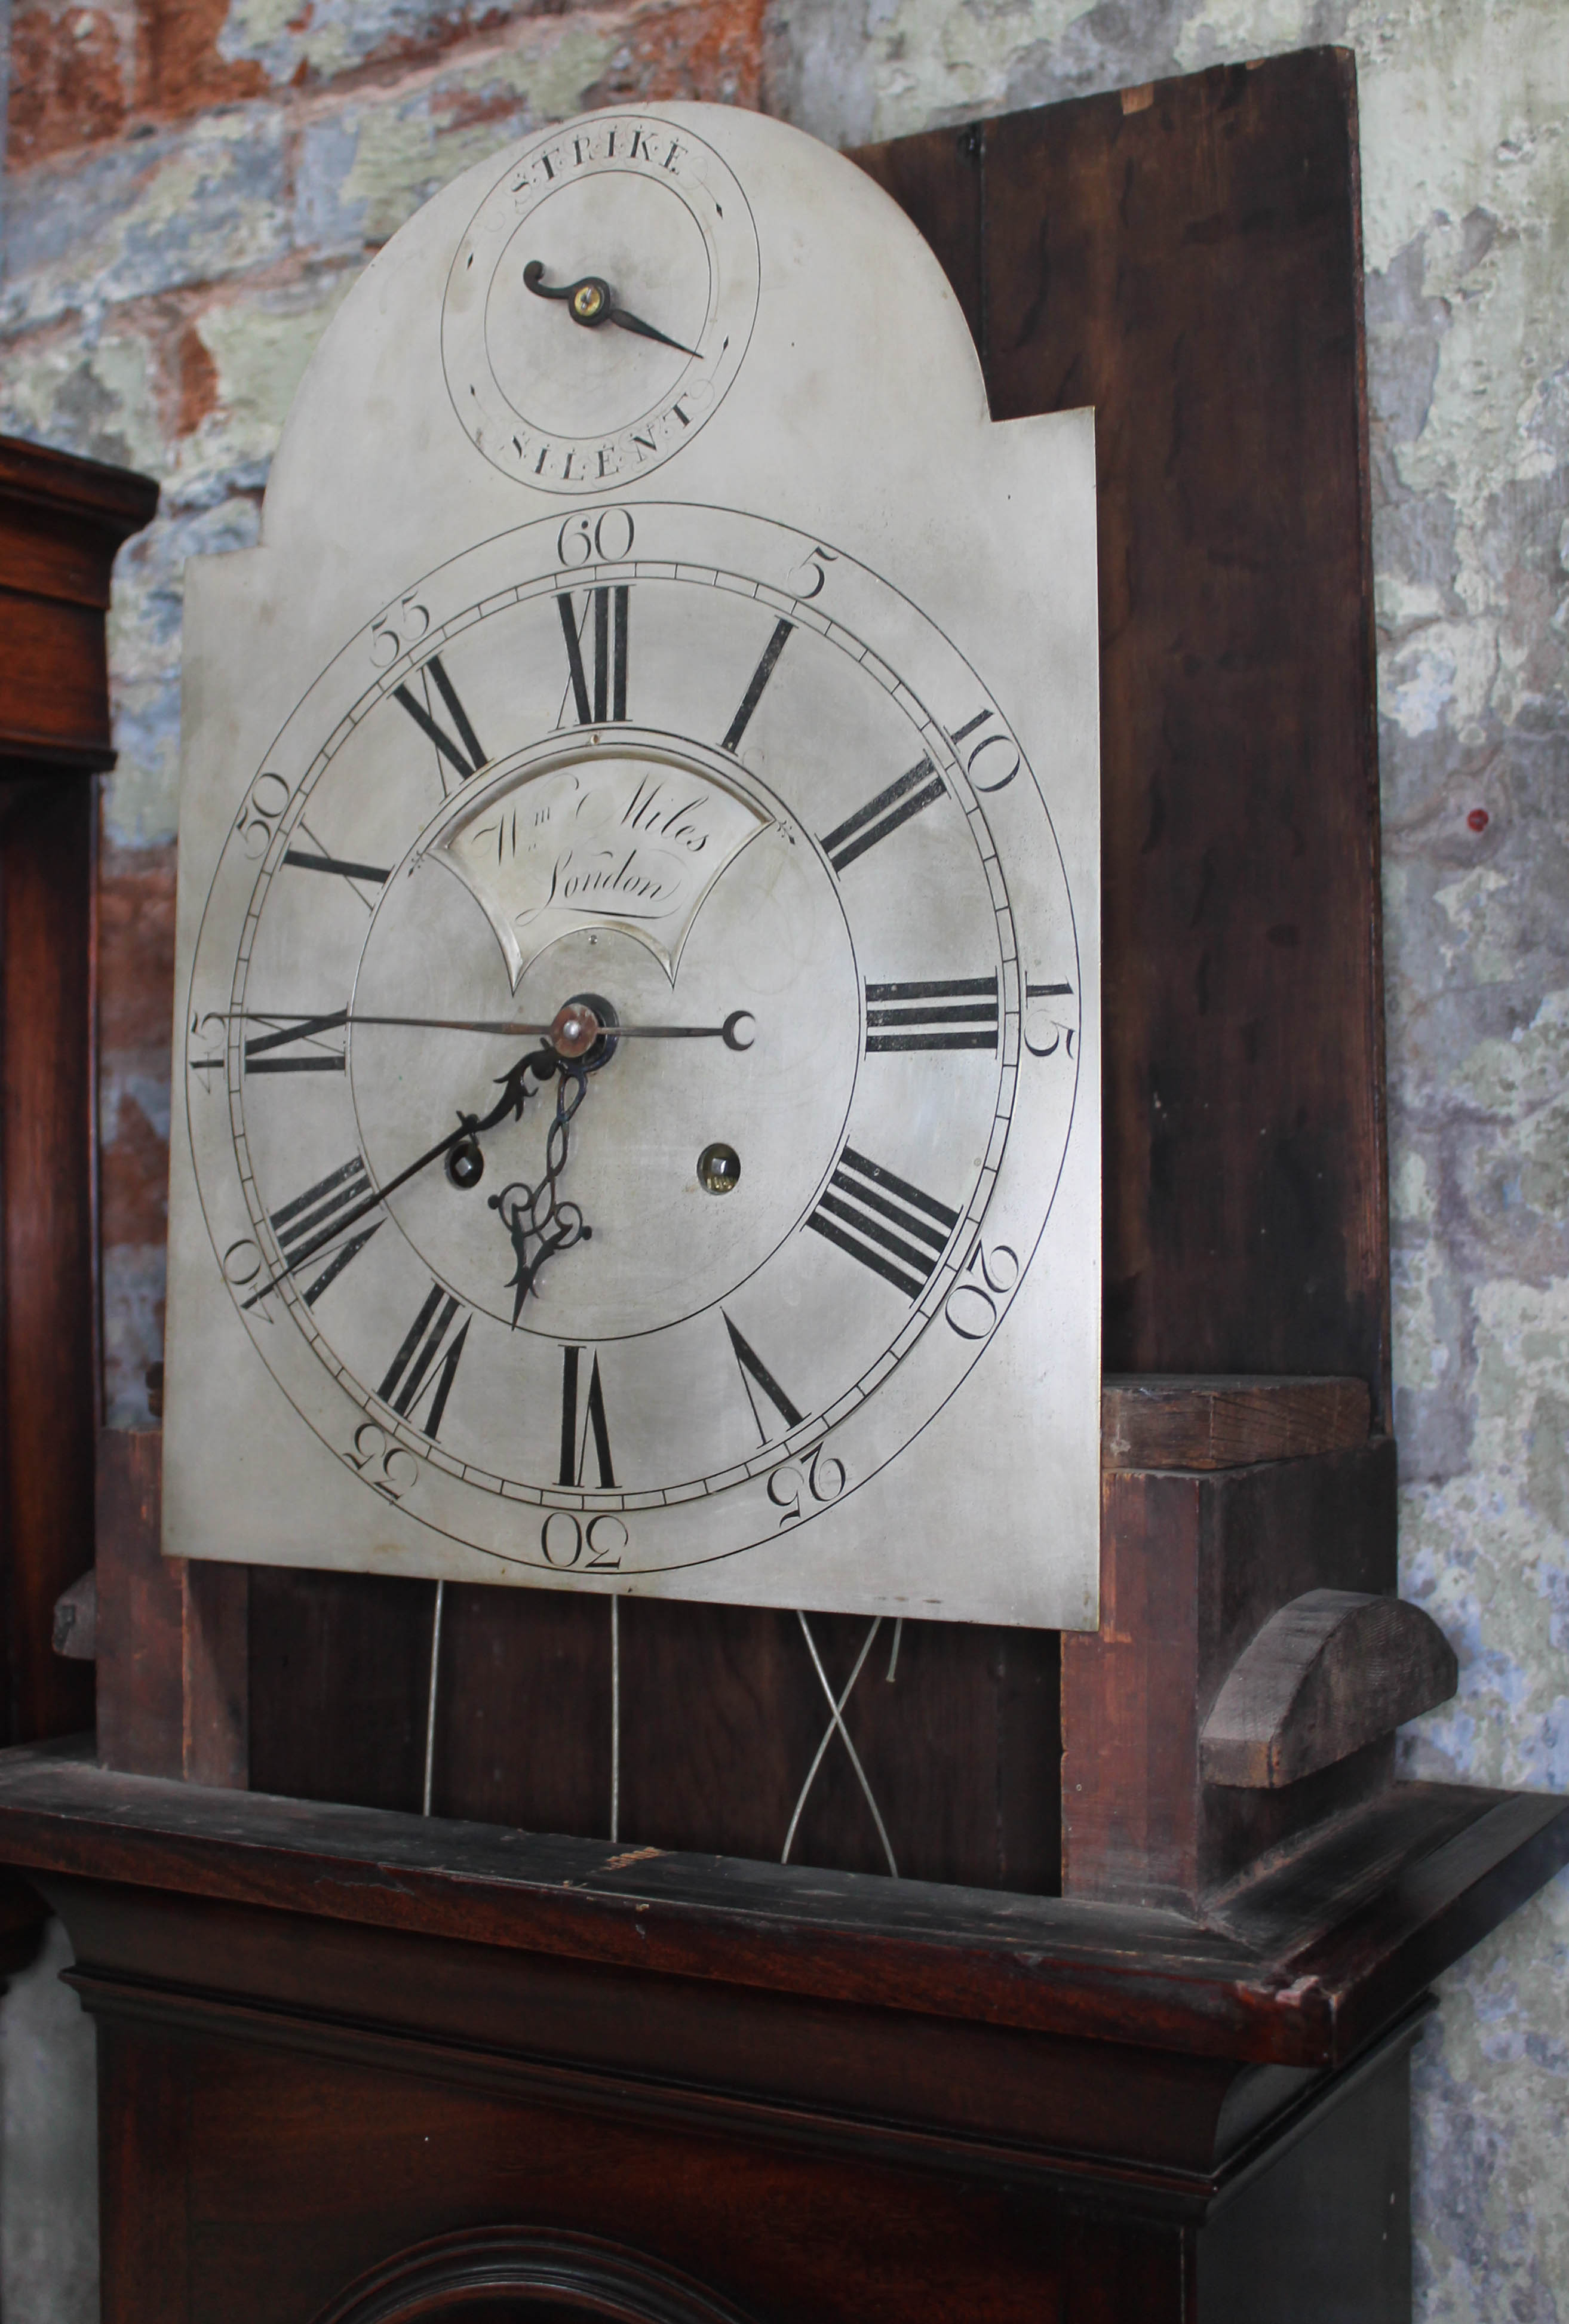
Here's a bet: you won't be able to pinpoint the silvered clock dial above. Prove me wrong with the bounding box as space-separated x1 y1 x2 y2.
165 100 1101 1628
184 503 1078 1587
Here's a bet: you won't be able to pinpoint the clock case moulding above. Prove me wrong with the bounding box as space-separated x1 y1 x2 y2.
161 102 1103 1633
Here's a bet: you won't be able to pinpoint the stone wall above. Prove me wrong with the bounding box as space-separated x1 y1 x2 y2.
2 2 1567 2319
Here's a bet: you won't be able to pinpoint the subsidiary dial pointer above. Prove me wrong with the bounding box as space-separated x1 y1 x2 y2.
523 260 705 360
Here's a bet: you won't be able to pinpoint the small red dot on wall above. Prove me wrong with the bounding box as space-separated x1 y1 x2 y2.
1467 808 1490 833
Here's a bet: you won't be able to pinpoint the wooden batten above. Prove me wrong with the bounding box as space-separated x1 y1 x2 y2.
1102 1377 1372 1471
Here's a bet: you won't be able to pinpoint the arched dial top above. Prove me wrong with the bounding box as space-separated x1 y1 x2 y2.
183 503 1080 1584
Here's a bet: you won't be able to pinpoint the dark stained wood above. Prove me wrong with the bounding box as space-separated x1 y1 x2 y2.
0 437 154 1772
2 1741 1564 2077
249 1566 429 1812
0 1729 1560 2321
1193 2025 1414 2321
0 435 159 772
434 1581 612 1834
314 2228 763 2324
618 1602 1058 1890
862 52 1389 1423
1 777 97 1747
1063 1441 1401 1908
95 1430 248 1785
1103 1375 1370 1470
1201 1588 1457 1789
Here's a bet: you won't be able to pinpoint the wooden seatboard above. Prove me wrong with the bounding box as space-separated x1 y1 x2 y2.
4 1738 1567 2073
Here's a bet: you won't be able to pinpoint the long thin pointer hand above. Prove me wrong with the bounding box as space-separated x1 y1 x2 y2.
241 1047 552 1311
234 1009 757 1050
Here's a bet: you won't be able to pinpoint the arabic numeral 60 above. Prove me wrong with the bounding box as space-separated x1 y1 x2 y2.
236 770 290 859
767 1444 846 1529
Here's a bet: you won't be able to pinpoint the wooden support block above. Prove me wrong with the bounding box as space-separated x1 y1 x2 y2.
95 1431 248 1788
1202 1590 1457 1789
1064 1441 1402 1911
1101 1377 1371 1470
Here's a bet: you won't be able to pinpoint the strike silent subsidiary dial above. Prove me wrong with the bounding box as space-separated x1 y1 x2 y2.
442 116 760 492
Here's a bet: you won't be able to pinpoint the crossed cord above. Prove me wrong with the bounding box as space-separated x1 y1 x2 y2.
782 1610 903 1879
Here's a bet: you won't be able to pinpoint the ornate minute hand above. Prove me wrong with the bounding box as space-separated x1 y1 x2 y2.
240 1042 556 1311
523 260 704 360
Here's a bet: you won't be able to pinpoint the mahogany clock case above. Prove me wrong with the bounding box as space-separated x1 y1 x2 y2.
1 42 1567 2324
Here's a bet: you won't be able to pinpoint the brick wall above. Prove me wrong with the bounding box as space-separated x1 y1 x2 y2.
3 0 772 1427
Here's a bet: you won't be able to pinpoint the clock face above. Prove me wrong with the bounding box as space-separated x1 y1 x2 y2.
442 117 760 492
183 502 1082 1584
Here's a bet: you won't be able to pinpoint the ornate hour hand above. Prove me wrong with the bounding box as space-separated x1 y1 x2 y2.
523 260 704 360
488 1058 593 1324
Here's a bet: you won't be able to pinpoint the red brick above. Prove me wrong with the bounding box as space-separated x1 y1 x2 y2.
8 3 130 165
176 321 220 436
97 843 176 1057
582 0 768 109
134 0 268 118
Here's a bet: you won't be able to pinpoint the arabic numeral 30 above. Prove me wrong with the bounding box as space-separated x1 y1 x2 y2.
767 1444 846 1529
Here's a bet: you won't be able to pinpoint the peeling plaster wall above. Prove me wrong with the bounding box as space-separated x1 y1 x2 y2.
2 1 1567 2318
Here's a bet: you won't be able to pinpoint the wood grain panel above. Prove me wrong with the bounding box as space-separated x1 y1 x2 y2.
1103 1376 1370 1470
248 1568 431 1812
970 53 1387 1414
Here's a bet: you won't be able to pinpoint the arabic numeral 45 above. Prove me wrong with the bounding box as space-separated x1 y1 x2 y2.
944 1234 1020 1342
188 1010 228 1090
767 1443 846 1529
